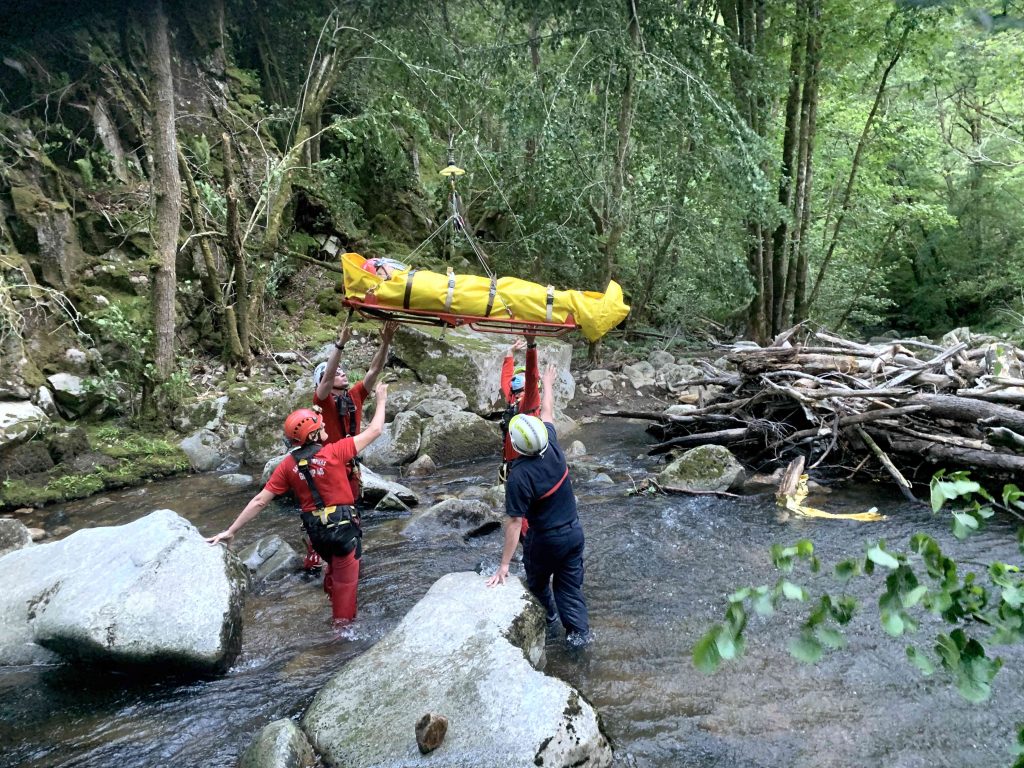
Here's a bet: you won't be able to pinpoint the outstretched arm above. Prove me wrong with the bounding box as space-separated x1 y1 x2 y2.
540 364 556 423
206 489 275 546
353 383 388 453
485 517 523 587
315 324 352 401
500 338 526 401
520 335 540 414
362 321 397 391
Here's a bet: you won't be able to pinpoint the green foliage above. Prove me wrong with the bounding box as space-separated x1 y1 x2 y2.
74 157 94 187
82 304 194 424
697 468 1024 759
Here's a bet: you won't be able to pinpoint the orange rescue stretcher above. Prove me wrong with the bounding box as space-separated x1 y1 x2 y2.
340 252 630 341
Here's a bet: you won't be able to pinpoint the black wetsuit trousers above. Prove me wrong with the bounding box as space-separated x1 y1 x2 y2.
523 519 589 637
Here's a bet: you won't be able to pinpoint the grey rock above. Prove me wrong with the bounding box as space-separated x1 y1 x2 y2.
239 718 315 768
665 404 698 417
657 445 746 493
648 350 676 370
238 535 301 584
374 492 409 512
586 369 615 384
405 454 436 477
302 572 611 768
0 519 35 557
47 372 95 418
64 348 89 370
391 326 574 414
566 440 587 457
360 466 419 507
35 386 57 417
419 411 500 467
261 454 287 485
403 499 502 539
360 411 422 469
0 400 49 449
179 429 226 472
412 398 462 418
0 509 249 671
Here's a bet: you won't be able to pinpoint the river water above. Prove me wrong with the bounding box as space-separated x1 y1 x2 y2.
2 419 1022 768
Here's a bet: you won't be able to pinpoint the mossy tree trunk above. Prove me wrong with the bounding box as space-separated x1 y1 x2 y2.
247 15 348 339
146 0 182 383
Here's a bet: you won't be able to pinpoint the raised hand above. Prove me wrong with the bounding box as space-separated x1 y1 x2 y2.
542 363 557 388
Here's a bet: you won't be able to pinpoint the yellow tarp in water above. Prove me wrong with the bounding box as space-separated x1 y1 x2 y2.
779 475 886 522
341 252 630 342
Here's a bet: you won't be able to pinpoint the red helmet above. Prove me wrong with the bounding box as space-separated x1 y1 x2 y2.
284 408 324 444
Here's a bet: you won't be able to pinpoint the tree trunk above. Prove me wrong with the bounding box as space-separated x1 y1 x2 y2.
222 133 251 362
146 0 181 382
806 22 910 312
722 0 772 342
769 0 807 334
599 0 641 289
790 0 820 323
178 148 245 361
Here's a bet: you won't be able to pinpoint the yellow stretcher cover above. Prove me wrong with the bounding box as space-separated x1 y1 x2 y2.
341 252 630 342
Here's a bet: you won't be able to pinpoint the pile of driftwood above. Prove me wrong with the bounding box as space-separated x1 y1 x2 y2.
610 329 1024 498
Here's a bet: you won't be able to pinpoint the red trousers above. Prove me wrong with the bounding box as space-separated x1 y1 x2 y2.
323 551 359 621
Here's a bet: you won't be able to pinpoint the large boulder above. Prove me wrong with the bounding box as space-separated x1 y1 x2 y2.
386 380 469 416
302 572 612 768
657 444 746 493
402 499 503 540
0 509 249 672
390 326 574 414
47 372 97 418
360 411 423 469
418 411 500 467
179 428 228 471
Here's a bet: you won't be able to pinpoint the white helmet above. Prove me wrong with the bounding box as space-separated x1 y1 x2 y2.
313 361 329 389
508 414 549 456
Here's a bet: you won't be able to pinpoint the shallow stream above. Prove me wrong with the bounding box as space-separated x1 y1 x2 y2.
3 419 1023 767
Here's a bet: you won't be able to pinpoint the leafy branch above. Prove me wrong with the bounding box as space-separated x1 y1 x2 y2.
695 470 1024 721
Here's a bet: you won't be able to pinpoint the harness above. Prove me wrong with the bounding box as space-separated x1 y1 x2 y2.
290 442 362 559
334 390 358 438
539 466 570 500
333 389 363 496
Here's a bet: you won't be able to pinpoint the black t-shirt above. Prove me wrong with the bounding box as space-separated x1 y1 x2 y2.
504 424 576 530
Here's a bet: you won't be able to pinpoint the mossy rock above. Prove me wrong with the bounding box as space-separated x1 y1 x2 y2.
0 429 190 510
75 210 119 255
657 444 745 493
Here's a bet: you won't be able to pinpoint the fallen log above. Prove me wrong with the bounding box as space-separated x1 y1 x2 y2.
883 434 1024 474
908 394 1024 433
783 404 928 442
649 426 754 455
855 426 918 503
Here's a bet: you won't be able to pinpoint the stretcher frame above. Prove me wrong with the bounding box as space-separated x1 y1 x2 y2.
342 295 577 338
